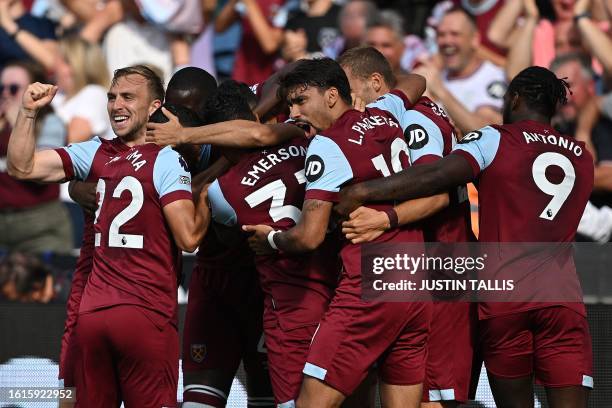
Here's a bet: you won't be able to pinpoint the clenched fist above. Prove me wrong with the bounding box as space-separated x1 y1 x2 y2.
22 82 58 113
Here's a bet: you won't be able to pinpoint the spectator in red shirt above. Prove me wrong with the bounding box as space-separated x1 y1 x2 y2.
0 61 71 254
216 0 286 85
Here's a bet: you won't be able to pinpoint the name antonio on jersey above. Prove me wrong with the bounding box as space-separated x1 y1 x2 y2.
241 145 308 187
523 131 584 157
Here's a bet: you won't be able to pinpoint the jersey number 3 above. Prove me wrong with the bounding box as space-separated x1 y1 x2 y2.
244 170 307 224
94 176 144 249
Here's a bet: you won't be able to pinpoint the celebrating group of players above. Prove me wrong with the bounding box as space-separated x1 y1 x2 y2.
6 45 594 408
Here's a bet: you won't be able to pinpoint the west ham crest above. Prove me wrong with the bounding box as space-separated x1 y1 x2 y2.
190 343 206 363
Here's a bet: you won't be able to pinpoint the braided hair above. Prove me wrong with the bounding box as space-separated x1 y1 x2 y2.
506 66 571 119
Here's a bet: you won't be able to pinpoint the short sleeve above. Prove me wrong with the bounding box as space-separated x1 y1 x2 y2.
153 147 193 206
36 114 66 149
304 135 353 202
367 90 411 121
208 179 238 226
54 137 102 181
451 126 501 177
401 109 444 164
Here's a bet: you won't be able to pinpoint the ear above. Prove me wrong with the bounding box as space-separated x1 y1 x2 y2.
326 87 339 108
149 99 162 116
510 92 520 111
472 30 481 48
371 73 383 93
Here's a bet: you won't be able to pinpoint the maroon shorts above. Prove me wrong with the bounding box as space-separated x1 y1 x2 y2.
304 266 432 396
480 306 593 388
422 302 478 403
58 247 92 386
75 305 179 408
265 322 318 405
182 264 267 377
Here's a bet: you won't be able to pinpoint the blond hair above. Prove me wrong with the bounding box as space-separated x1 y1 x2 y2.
59 35 110 95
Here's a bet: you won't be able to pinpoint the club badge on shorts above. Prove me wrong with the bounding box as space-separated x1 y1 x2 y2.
190 344 206 363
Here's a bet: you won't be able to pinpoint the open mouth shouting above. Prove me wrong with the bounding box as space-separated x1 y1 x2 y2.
294 120 317 138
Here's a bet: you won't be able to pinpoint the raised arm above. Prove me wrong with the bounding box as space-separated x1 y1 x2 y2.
574 0 612 74
146 107 304 148
505 0 539 80
215 0 240 33
0 3 59 71
413 59 502 133
335 154 474 217
487 0 524 49
7 83 67 182
242 0 283 54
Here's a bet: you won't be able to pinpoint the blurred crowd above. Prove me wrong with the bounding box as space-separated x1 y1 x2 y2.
1 0 612 271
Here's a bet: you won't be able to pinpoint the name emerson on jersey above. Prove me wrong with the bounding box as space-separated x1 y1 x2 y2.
241 144 308 187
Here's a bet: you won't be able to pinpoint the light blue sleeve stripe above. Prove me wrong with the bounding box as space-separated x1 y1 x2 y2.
303 362 327 381
60 137 102 180
452 126 501 171
208 179 238 226
153 146 192 198
367 92 405 121
305 135 353 193
401 109 444 162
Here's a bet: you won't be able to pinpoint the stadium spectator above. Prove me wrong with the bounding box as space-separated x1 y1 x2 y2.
216 0 285 85
573 0 612 74
323 0 379 60
0 0 58 71
455 0 506 58
281 0 341 62
51 35 113 142
0 61 71 254
414 6 505 134
550 52 596 135
429 0 507 66
61 0 206 74
0 252 55 303
549 53 612 242
101 8 174 82
365 10 408 75
489 0 611 79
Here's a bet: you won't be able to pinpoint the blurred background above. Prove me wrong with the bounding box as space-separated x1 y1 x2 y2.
2 0 612 406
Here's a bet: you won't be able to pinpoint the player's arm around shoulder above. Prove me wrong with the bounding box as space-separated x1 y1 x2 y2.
157 147 211 252
146 107 305 148
395 73 426 106
7 83 67 182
